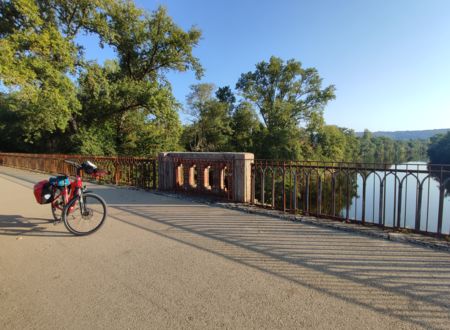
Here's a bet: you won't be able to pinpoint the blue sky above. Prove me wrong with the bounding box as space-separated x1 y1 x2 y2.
79 0 450 131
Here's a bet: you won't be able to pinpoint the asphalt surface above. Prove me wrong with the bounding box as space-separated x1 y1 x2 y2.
1 166 450 330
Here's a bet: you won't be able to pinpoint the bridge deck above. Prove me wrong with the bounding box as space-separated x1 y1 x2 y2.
1 166 450 329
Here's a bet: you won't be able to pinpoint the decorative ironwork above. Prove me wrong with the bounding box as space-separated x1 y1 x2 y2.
0 152 157 190
252 160 450 236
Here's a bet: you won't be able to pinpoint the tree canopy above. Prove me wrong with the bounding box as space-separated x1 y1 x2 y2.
428 132 450 165
0 0 201 155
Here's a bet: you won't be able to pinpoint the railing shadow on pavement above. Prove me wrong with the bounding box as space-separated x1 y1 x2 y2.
0 215 72 237
102 192 450 330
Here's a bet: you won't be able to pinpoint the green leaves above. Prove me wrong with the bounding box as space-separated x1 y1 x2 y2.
235 56 336 160
428 132 450 165
0 1 202 155
236 56 335 130
182 84 232 152
96 4 203 81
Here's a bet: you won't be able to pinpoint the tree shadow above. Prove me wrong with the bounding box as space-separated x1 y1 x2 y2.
0 215 72 237
106 194 450 330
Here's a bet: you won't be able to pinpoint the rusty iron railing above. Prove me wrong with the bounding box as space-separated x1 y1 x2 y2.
252 160 450 236
0 152 157 189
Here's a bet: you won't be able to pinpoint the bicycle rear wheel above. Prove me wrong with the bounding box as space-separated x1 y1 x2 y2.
63 193 107 235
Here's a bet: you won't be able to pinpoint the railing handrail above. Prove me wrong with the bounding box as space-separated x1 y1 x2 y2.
0 152 155 161
0 152 157 189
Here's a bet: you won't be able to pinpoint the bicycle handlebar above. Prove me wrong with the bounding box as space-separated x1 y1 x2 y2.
64 159 108 177
64 160 81 168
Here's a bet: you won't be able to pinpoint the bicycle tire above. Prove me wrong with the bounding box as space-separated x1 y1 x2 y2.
63 193 107 236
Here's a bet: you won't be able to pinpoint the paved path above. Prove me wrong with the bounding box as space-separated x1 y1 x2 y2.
1 166 450 330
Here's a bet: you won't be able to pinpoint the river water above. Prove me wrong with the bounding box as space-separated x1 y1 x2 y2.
344 162 450 234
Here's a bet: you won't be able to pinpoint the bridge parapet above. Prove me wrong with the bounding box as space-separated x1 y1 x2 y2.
158 152 254 203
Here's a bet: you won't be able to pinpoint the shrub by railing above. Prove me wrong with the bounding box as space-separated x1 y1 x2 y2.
0 152 157 190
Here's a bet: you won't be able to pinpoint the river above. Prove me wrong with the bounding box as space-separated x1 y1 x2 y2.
344 162 450 234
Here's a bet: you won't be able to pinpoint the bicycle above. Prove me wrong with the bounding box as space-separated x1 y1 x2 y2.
40 160 108 235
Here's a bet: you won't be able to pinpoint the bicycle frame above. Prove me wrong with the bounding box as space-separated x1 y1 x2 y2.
51 175 84 215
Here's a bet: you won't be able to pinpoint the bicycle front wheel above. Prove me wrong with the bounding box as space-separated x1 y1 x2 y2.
63 193 107 235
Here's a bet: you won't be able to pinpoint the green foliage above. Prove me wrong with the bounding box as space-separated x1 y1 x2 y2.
357 129 429 164
95 3 203 80
0 0 81 141
428 132 450 164
236 56 335 130
181 84 232 152
229 102 260 153
0 0 201 156
314 126 360 162
235 56 335 160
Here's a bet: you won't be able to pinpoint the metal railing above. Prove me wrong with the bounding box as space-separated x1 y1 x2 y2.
251 160 450 236
0 152 157 190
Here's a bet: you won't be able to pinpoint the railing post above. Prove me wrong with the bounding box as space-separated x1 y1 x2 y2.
261 169 265 206
346 173 350 221
331 173 336 217
415 184 423 231
152 159 157 189
114 162 121 185
271 168 276 209
305 173 310 215
317 175 322 215
437 184 445 235
251 164 255 204
362 175 366 224
379 181 384 226
396 183 403 228
293 170 297 212
282 161 286 212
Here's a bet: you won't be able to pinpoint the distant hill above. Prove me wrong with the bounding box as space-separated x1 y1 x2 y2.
356 129 450 140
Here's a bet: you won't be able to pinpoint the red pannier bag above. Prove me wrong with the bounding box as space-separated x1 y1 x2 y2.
33 180 54 204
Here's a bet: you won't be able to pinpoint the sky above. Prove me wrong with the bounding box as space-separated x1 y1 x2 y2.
79 0 450 132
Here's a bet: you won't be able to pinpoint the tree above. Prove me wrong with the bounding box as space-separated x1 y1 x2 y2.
315 125 360 162
428 132 450 164
181 83 232 152
229 102 261 153
0 1 202 155
236 56 335 130
236 56 335 159
216 85 236 113
76 59 183 155
0 0 86 142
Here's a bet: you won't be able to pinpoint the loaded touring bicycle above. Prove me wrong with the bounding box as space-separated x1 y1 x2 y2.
33 160 107 235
